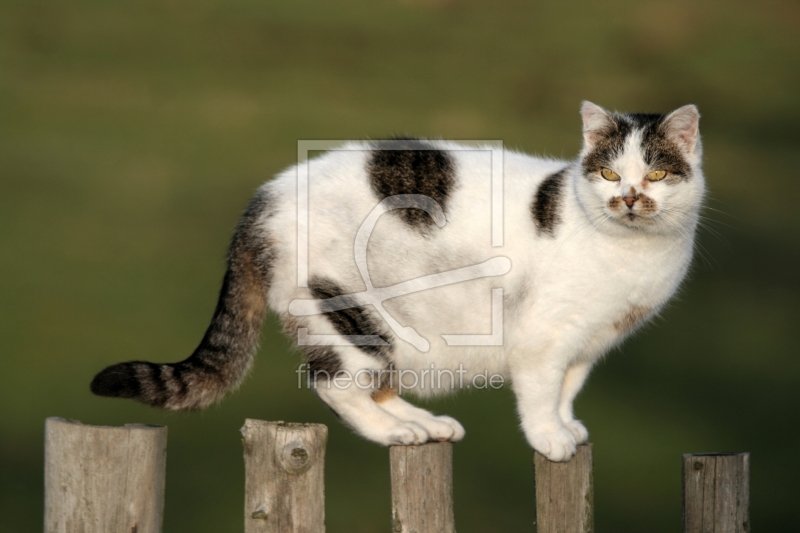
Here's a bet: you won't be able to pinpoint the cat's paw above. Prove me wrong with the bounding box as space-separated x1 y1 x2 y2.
564 419 589 445
436 415 466 442
415 415 465 442
385 422 430 446
529 427 577 462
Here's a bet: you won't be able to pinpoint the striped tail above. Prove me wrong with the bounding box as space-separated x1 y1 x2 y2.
90 191 274 410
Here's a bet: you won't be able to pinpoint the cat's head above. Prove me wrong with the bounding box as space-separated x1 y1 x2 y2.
575 101 704 236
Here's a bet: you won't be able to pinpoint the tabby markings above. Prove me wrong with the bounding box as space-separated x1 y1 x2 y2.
309 277 393 362
583 113 691 183
367 137 456 229
90 189 277 410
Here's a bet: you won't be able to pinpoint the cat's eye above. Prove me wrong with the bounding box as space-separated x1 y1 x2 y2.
646 170 667 181
600 168 620 181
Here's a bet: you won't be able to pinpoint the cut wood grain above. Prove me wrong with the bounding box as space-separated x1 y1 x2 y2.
44 417 167 533
683 452 750 533
389 442 455 533
534 443 594 533
241 419 328 533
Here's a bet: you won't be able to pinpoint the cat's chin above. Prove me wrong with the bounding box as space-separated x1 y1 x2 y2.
607 211 658 230
624 213 654 224
609 213 684 237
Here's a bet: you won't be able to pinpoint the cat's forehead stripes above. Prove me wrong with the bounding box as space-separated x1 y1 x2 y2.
582 113 691 182
531 167 568 237
367 137 456 229
582 117 633 175
638 119 692 181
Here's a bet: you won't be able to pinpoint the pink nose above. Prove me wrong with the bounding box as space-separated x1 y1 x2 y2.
623 196 637 208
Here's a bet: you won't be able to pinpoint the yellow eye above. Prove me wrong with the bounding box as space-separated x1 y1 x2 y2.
647 170 667 181
600 168 620 181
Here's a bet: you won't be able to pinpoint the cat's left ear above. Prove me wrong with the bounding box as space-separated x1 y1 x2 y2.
662 105 700 155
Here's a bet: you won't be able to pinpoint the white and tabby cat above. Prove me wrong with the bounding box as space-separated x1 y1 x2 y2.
91 102 703 461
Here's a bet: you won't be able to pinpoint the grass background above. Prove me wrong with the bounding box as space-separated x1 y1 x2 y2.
1 0 799 531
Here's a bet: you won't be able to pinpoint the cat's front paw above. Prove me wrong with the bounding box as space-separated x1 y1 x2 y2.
401 414 465 442
564 419 589 445
432 415 466 442
385 422 430 446
528 427 577 462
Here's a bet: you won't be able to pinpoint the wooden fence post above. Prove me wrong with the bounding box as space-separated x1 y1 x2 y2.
44 417 167 533
533 443 594 533
389 442 455 533
241 420 328 533
682 452 750 533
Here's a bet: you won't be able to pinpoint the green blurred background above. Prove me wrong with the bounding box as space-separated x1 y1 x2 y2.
2 0 799 531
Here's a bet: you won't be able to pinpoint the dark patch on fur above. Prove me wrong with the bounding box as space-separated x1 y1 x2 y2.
90 363 141 398
368 137 456 228
531 168 568 237
582 113 691 183
637 193 658 215
305 346 342 378
282 315 343 381
90 188 276 410
582 117 633 177
614 305 651 333
308 277 393 362
639 117 692 182
372 382 398 403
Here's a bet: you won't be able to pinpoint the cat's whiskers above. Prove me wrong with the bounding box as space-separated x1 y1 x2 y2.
655 209 717 269
659 206 728 246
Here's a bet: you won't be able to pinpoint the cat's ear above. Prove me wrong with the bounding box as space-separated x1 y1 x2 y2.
662 104 700 155
580 101 614 147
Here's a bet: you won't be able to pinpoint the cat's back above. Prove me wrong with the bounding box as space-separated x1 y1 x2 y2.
265 140 570 238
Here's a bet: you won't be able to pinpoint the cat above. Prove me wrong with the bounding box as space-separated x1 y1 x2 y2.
91 101 704 462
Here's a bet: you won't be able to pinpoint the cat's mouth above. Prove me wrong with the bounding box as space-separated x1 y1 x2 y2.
614 211 657 227
606 194 660 227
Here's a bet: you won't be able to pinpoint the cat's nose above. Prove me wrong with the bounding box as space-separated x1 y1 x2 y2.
623 187 639 209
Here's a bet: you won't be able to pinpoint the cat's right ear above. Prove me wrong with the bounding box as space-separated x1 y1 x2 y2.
580 101 614 148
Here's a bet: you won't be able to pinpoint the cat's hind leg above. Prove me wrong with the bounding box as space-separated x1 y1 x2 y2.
372 385 466 442
301 338 431 445
313 373 432 446
289 281 435 445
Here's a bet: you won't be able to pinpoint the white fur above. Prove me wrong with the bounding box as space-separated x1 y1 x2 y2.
260 106 703 461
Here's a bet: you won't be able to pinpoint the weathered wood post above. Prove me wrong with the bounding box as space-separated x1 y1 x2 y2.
683 452 750 533
389 442 455 533
533 443 594 533
44 417 167 533
241 419 328 533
